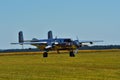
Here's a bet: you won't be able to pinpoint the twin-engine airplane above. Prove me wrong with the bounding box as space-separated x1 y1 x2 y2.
11 31 103 57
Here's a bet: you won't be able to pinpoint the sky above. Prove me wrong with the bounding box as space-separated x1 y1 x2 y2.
0 0 120 49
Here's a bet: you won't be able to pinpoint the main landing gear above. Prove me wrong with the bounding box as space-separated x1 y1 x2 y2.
43 52 48 57
69 51 75 57
43 50 75 57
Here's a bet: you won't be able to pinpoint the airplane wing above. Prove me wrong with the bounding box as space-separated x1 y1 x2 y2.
79 40 103 44
11 41 47 45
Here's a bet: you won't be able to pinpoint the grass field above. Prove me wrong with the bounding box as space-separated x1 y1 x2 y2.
0 50 120 80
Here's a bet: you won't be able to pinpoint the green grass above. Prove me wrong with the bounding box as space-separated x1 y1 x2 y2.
0 51 120 80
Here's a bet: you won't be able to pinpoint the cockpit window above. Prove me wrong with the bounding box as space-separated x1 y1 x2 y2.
64 39 72 42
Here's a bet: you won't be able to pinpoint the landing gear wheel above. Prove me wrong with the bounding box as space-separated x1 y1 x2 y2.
69 51 75 57
43 52 48 57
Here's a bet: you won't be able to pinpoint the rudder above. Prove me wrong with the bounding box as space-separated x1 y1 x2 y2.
48 31 53 39
18 31 24 43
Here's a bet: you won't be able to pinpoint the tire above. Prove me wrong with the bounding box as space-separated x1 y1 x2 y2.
43 52 48 57
69 51 75 57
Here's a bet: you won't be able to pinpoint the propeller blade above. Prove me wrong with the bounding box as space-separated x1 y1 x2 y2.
45 45 52 49
74 49 79 54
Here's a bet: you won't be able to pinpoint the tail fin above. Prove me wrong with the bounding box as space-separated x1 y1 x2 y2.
18 31 24 43
48 31 53 39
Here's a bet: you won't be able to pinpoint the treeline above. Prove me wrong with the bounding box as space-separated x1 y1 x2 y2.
80 45 120 50
0 45 120 53
0 48 40 53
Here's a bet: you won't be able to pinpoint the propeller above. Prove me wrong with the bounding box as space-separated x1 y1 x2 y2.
45 37 59 50
73 36 81 54
74 36 81 48
74 49 79 54
45 45 52 49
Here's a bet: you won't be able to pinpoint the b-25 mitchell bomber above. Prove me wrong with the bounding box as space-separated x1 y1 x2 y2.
11 31 103 57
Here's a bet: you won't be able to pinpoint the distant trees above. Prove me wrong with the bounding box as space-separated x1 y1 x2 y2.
80 45 120 50
0 45 120 53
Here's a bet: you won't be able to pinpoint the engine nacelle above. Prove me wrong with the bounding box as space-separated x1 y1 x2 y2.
90 42 93 44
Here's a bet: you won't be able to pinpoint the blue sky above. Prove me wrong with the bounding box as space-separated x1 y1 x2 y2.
0 0 120 49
